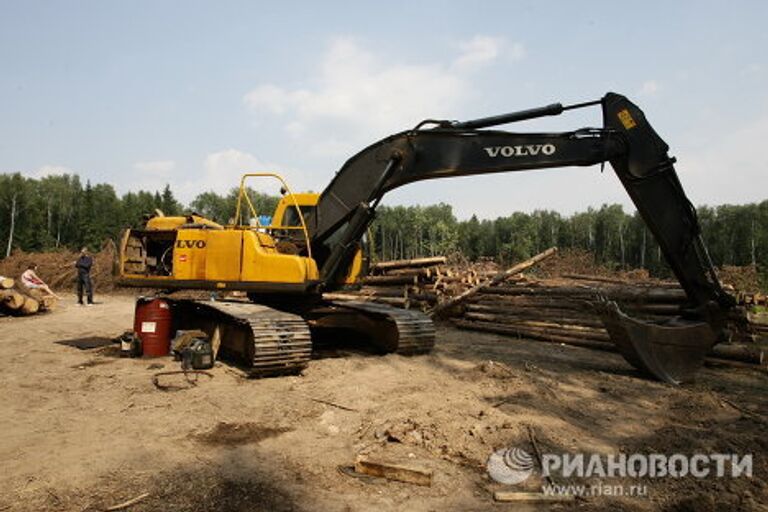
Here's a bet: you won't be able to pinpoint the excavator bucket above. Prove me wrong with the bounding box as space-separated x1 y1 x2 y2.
597 301 718 385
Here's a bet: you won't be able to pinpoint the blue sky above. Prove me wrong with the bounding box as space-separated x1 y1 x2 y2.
2 1 767 219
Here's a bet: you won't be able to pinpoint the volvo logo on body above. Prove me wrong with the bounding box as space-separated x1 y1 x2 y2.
175 239 206 249
483 144 556 158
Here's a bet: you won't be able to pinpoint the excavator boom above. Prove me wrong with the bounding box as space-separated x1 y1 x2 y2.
307 92 735 383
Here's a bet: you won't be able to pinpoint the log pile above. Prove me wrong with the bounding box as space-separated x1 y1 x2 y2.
323 255 505 310
0 276 56 317
452 274 765 366
325 252 767 369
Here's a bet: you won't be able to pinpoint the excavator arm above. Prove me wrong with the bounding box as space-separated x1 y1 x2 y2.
308 92 735 384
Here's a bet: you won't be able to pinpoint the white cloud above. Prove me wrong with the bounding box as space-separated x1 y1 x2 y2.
174 148 293 199
28 164 76 179
242 84 296 115
452 36 523 70
639 80 661 96
204 149 262 183
677 112 768 205
134 160 176 175
167 149 264 202
243 35 522 158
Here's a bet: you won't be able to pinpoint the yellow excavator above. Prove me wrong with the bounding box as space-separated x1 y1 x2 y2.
118 93 735 384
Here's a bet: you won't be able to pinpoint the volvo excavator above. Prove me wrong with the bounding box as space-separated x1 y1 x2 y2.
118 92 735 384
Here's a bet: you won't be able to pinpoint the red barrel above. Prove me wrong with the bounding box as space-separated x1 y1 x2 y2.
134 298 173 357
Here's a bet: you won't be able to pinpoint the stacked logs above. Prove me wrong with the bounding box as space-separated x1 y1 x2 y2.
323 256 494 310
0 276 55 316
324 252 766 369
324 250 557 312
451 274 766 366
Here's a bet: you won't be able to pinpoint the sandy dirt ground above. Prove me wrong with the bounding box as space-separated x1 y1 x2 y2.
0 295 766 512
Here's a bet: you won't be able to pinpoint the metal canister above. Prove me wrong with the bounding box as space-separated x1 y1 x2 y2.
133 298 173 357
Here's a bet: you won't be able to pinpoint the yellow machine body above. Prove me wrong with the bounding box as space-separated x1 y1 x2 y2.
118 173 364 293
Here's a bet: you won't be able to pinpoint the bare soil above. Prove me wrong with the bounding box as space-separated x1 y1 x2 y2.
0 295 766 511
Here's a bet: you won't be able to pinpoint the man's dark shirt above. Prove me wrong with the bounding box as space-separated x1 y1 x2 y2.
76 255 93 277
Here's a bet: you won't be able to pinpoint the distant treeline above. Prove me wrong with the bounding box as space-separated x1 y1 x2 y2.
1 172 766 281
0 173 274 256
371 203 766 277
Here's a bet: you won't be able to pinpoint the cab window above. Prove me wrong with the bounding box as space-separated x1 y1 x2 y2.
281 206 315 227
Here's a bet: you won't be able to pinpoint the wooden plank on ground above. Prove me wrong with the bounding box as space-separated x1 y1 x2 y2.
354 457 433 486
493 491 575 502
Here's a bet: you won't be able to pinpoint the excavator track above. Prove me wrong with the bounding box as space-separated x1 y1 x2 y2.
179 300 312 377
320 300 436 355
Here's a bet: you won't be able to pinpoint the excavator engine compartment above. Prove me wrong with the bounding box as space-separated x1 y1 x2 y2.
121 229 177 277
121 227 246 282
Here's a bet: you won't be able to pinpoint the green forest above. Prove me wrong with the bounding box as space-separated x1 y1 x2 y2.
2 172 767 283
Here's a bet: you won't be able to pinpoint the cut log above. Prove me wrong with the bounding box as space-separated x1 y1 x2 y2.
463 313 609 337
709 343 766 365
384 267 438 278
432 275 473 284
474 298 589 313
25 288 57 311
452 319 614 351
407 291 439 303
354 457 432 486
559 273 630 285
0 276 14 289
430 247 558 316
372 256 447 272
361 275 418 286
19 297 40 315
623 303 681 315
465 304 603 326
478 285 687 302
356 287 406 298
504 322 611 342
1 290 26 310
323 293 408 308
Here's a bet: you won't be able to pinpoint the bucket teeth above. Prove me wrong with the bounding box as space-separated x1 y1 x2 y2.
596 300 717 385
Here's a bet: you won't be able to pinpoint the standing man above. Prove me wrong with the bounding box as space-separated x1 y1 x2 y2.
75 247 94 306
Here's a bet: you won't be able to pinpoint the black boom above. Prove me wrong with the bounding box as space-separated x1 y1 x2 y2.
306 93 735 384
